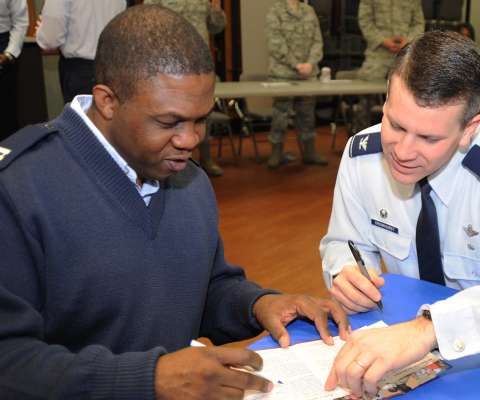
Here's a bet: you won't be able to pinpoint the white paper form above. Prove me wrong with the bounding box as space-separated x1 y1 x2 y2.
245 321 388 400
245 337 349 400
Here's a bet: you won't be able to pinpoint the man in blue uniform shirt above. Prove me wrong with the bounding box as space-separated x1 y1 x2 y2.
321 31 480 397
0 5 348 399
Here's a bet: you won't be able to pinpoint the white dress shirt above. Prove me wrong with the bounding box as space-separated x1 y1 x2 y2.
424 286 480 360
321 124 480 291
36 0 126 60
0 0 28 57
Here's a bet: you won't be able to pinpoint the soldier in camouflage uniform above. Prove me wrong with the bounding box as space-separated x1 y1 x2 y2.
265 0 327 169
145 0 225 176
358 0 425 80
343 0 425 135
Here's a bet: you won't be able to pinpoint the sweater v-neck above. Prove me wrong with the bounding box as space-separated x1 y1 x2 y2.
56 107 165 239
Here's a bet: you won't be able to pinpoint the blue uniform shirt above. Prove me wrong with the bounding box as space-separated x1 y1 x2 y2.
321 123 480 291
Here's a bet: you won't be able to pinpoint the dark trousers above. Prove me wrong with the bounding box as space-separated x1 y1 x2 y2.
0 31 18 141
58 54 95 104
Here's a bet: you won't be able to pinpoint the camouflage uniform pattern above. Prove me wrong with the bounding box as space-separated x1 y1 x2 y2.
265 1 323 144
144 0 225 44
358 0 425 80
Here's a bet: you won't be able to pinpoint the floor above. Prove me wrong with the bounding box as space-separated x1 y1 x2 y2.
202 125 351 346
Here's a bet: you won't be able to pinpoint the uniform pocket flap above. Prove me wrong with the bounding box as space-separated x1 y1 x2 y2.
369 229 412 261
443 253 480 281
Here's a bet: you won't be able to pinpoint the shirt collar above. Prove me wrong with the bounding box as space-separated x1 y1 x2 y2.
69 95 160 193
429 134 480 206
385 134 479 205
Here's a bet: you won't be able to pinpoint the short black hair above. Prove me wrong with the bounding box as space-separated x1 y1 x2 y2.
94 4 215 101
388 30 480 127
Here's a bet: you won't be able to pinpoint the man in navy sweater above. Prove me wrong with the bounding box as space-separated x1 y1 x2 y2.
0 5 348 399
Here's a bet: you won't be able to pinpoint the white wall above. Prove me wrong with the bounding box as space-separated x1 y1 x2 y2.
470 0 480 43
240 0 277 113
240 0 276 77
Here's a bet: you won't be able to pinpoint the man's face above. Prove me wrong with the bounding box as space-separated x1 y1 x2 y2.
103 72 215 181
381 75 477 185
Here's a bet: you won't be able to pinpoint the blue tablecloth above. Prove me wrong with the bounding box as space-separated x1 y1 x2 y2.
250 274 479 399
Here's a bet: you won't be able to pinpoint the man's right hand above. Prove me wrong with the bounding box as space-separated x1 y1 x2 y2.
330 266 384 314
155 346 273 400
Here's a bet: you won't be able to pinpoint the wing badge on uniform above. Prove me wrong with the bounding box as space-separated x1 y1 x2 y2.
463 224 479 237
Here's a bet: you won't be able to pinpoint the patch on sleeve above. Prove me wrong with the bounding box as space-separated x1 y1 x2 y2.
349 131 382 158
462 144 480 178
0 122 58 171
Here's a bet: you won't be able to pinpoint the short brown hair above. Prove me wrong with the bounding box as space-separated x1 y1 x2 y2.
388 30 480 128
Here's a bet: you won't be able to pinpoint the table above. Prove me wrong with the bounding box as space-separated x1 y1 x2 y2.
214 79 387 99
251 274 480 399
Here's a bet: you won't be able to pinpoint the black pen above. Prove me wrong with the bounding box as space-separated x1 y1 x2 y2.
347 240 383 312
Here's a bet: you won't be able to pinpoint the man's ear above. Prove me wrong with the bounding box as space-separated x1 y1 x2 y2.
91 84 119 121
459 113 480 150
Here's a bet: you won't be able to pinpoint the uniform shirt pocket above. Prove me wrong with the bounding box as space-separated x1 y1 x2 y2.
443 253 480 287
369 226 412 261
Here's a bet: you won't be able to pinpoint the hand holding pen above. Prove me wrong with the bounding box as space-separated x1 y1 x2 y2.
329 242 385 313
348 241 383 311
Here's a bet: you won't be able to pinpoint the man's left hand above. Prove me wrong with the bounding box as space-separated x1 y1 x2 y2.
253 294 350 348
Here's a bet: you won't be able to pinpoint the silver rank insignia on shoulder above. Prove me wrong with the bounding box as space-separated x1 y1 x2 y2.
463 224 479 238
379 208 388 219
0 146 11 161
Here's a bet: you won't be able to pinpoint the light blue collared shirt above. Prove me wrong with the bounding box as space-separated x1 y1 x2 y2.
321 123 480 291
70 95 160 206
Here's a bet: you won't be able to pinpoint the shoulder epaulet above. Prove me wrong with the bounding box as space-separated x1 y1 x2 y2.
462 144 480 178
349 130 382 158
0 122 58 171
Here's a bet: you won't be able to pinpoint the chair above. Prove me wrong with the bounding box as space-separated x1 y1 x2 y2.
226 98 261 163
329 69 385 149
329 93 384 150
208 98 238 164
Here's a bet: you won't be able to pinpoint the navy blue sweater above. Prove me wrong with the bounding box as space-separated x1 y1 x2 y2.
0 107 274 399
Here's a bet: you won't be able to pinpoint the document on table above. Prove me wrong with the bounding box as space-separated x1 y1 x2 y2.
244 335 350 400
244 320 449 400
245 321 387 400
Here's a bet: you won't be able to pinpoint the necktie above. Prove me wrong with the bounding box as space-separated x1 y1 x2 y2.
415 178 445 285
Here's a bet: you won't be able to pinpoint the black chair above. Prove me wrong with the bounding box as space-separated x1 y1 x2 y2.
208 98 238 164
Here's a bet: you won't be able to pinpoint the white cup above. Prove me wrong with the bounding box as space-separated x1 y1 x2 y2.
320 66 331 82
